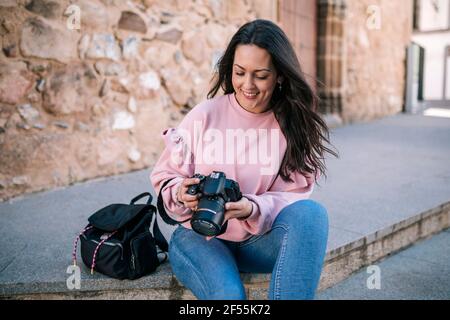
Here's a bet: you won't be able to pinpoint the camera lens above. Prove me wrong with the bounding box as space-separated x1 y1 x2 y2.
191 218 219 236
190 197 225 236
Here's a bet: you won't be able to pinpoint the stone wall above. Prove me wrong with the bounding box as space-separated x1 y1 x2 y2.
342 0 413 123
0 0 272 200
0 0 416 200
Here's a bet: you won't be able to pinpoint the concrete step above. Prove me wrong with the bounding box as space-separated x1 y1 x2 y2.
317 228 450 300
1 113 449 299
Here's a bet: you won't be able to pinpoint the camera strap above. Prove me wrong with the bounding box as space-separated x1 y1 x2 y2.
157 178 191 226
156 177 229 237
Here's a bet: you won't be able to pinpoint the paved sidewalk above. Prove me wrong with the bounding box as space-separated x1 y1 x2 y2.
311 113 450 247
317 228 450 300
0 112 449 298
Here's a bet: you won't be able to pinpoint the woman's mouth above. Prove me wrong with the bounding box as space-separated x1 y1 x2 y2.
242 90 259 100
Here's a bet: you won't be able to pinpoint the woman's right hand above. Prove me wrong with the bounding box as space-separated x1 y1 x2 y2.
176 177 202 210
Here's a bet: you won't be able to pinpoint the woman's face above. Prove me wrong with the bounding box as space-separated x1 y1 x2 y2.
231 44 280 114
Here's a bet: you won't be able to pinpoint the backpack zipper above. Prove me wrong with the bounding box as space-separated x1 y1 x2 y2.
81 234 124 260
131 254 136 270
130 232 151 271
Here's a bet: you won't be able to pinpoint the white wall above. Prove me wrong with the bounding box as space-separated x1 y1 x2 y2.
412 32 450 100
418 0 450 31
413 0 450 101
447 56 450 99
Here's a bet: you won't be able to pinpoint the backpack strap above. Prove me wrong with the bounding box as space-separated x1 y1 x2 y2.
130 192 153 205
72 225 94 267
153 217 169 252
128 191 171 253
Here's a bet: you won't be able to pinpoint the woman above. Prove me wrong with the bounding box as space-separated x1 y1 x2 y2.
150 19 338 300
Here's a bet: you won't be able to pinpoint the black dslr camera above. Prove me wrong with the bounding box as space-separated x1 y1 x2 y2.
188 171 242 236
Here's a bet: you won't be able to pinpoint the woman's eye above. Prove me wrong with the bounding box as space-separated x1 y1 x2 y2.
234 72 268 80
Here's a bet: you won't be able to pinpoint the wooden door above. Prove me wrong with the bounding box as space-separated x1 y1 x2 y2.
278 0 317 89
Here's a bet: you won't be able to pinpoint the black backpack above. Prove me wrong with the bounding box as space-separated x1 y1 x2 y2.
72 192 168 280
71 179 222 280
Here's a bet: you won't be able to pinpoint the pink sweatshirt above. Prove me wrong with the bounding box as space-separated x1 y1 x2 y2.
150 93 317 242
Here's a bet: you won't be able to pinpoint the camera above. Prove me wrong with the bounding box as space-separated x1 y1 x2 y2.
187 171 242 236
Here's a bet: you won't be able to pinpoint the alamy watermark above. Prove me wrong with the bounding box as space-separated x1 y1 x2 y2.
366 5 382 30
64 4 81 30
66 264 81 290
366 265 381 290
168 121 282 176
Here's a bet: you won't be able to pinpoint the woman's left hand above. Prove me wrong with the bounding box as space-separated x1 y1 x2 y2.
224 197 253 222
205 197 253 241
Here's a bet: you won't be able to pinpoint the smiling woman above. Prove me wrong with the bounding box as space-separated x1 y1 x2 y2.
151 19 338 300
208 20 338 184
231 45 280 114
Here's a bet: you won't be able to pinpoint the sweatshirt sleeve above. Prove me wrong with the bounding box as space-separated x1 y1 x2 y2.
239 170 318 235
150 109 203 220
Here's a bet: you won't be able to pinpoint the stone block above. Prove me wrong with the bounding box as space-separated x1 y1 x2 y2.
118 11 147 34
181 31 206 65
75 0 109 31
85 33 121 61
156 25 182 44
42 63 99 115
318 249 365 290
20 17 79 64
25 0 62 19
0 61 35 105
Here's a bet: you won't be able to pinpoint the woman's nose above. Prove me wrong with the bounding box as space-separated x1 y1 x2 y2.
243 75 256 89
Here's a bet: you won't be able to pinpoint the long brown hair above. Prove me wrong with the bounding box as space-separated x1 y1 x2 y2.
208 19 338 183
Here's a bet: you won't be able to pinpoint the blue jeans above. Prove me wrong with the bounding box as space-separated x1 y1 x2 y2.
168 199 329 300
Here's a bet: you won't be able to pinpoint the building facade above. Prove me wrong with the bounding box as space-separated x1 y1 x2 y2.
411 0 450 107
0 0 415 200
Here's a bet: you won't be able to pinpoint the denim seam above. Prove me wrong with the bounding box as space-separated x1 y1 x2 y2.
237 225 287 248
273 225 289 300
170 241 209 299
237 234 264 248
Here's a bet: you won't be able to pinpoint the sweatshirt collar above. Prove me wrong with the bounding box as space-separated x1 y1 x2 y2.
228 92 274 119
